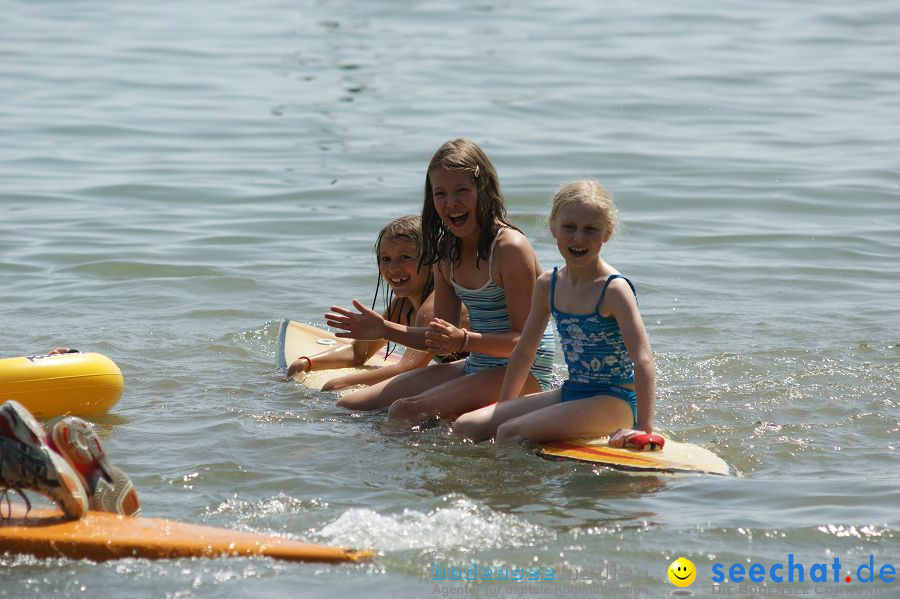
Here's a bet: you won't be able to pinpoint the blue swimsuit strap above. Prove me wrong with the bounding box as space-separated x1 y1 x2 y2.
551 268 636 315
550 267 558 310
594 274 636 313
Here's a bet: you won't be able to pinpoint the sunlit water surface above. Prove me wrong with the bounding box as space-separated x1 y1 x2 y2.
1 0 897 597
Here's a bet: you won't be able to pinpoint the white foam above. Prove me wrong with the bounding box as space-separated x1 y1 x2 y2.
317 497 553 552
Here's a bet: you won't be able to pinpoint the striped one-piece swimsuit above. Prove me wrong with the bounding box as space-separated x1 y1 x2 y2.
449 236 555 391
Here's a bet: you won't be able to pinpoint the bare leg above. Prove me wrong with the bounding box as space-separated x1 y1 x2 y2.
336 361 466 411
495 395 634 443
387 366 542 423
453 389 563 442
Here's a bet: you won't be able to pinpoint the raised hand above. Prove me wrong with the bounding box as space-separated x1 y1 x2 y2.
325 299 387 340
425 318 466 355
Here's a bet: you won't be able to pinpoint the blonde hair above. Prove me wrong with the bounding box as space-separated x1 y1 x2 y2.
549 180 617 238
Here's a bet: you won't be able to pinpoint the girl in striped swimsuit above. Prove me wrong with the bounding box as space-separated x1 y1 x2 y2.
453 180 657 447
327 139 555 420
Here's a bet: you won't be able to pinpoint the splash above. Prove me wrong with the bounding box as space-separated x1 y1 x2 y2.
317 496 553 552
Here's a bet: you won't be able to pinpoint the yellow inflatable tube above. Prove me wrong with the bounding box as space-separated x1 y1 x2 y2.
0 352 124 419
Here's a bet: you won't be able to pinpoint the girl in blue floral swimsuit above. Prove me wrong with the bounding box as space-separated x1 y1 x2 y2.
454 180 657 446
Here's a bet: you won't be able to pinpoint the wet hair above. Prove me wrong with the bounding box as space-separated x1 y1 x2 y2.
420 139 519 269
549 180 618 238
371 215 433 358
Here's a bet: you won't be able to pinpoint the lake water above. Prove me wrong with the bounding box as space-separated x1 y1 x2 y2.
1 0 898 597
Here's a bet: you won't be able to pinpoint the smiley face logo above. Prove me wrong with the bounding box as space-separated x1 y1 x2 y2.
668 557 696 587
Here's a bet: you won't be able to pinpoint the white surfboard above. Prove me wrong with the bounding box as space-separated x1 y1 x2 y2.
539 436 731 476
276 320 400 389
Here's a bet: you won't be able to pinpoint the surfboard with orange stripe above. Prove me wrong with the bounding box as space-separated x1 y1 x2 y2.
0 505 373 563
539 436 730 476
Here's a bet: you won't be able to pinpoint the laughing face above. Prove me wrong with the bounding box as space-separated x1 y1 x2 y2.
550 202 611 264
429 167 479 240
377 236 429 300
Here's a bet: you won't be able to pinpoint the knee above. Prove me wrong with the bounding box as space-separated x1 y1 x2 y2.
335 389 366 410
452 412 478 441
495 421 521 443
387 397 418 421
321 379 342 392
496 418 535 443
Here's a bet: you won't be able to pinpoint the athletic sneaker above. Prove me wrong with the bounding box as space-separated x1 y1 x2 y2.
0 400 89 519
49 417 141 516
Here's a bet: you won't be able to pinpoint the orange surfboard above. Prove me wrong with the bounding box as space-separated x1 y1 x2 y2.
0 505 373 563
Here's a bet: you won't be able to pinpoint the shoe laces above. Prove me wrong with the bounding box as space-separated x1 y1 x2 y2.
0 486 31 519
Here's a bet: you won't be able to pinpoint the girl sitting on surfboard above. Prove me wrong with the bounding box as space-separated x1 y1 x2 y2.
326 138 555 416
287 215 467 392
452 180 657 448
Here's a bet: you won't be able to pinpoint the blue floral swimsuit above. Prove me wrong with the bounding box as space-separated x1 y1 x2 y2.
550 267 638 426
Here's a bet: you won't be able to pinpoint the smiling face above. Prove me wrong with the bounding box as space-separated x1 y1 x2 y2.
377 236 429 300
429 167 480 240
550 202 611 265
667 557 697 587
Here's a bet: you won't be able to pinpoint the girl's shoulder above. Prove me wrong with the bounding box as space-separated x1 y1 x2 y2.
386 296 416 326
494 225 531 246
536 267 556 285
414 291 437 326
601 272 638 306
433 259 453 282
603 269 631 287
534 268 555 295
492 227 536 262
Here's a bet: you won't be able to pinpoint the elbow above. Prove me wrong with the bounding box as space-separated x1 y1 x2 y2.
508 330 525 352
633 355 656 379
406 358 432 371
350 350 369 367
350 349 374 366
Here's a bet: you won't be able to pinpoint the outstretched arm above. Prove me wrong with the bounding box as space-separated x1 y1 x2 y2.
327 263 460 352
287 338 385 379
497 272 552 402
325 299 430 351
321 346 433 391
605 279 656 433
320 293 438 390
